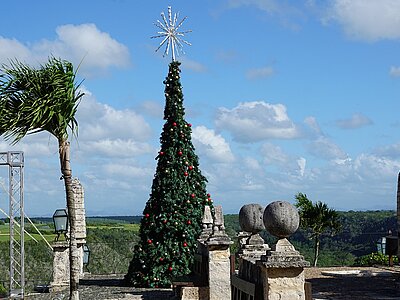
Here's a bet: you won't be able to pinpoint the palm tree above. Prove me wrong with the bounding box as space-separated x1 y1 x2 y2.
397 172 400 264
0 57 84 300
295 193 341 267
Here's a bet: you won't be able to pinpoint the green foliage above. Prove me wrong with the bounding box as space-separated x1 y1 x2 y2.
0 282 7 297
295 193 341 266
354 252 398 267
0 57 84 142
125 61 213 288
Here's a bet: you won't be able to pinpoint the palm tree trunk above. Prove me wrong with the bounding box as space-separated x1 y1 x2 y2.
59 140 79 300
313 236 320 267
397 172 400 265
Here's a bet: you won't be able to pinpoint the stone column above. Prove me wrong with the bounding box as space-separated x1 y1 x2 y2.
205 206 232 300
72 178 87 277
257 238 309 300
237 204 269 284
50 241 70 292
257 201 310 300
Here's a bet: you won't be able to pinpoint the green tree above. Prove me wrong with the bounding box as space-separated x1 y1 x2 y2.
125 61 212 288
0 57 84 300
295 193 341 267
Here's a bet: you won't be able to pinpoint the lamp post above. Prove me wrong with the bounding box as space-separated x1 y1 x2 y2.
52 209 68 241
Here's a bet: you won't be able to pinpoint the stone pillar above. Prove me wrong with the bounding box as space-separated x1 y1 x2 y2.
72 178 87 277
50 241 69 291
205 206 232 300
257 201 310 300
257 238 309 300
237 204 269 284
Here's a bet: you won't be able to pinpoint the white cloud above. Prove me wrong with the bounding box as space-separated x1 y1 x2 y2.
308 136 348 160
0 37 31 62
336 113 373 129
261 142 289 165
180 57 207 72
77 90 152 142
216 101 301 142
389 66 400 77
373 143 400 159
246 66 274 80
325 0 400 41
82 139 152 158
192 126 235 163
0 23 131 76
304 116 323 136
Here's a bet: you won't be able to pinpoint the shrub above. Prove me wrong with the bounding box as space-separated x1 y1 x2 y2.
354 252 398 266
0 282 7 297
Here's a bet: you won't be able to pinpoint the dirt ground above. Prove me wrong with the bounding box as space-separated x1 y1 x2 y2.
304 266 400 300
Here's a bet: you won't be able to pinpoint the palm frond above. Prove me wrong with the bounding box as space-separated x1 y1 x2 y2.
0 57 84 144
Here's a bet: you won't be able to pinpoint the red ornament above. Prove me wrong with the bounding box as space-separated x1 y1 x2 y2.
183 242 188 247
207 193 211 197
145 213 150 218
187 220 191 225
191 193 195 198
184 172 188 176
163 219 167 224
159 257 164 262
173 122 177 126
178 151 183 156
147 239 152 244
188 123 192 127
168 266 173 272
208 198 212 202
159 151 164 156
189 166 193 170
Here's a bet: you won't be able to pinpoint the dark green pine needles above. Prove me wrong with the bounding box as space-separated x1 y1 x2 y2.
125 61 213 288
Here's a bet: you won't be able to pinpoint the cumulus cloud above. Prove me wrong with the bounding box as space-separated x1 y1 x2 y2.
373 143 400 159
389 66 400 77
216 101 301 142
0 23 131 76
261 142 306 177
325 0 400 41
336 113 373 129
192 126 235 163
77 89 152 142
246 66 274 80
307 136 348 160
180 57 207 72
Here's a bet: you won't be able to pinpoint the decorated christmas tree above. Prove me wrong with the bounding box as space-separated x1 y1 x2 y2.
125 7 213 288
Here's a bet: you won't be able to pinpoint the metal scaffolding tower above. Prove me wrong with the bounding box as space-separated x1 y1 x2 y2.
0 151 24 299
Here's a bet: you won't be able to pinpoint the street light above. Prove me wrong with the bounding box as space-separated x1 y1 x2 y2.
83 244 90 266
52 209 68 241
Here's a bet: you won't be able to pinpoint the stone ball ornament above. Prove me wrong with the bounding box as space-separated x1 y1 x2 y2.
263 201 299 238
239 203 265 233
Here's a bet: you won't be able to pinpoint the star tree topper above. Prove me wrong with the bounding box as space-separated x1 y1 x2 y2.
152 6 192 61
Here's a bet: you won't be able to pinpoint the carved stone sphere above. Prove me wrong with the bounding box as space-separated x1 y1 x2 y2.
263 201 299 238
239 203 265 233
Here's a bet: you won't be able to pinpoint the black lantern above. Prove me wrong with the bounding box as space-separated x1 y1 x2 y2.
376 237 386 254
52 209 68 241
83 244 90 266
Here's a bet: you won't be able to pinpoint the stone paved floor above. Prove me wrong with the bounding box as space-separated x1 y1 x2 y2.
24 275 177 300
19 266 400 300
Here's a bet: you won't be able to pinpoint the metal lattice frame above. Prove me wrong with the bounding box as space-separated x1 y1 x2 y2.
0 151 24 299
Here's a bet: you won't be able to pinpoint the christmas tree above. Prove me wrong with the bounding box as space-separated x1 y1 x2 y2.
125 61 213 287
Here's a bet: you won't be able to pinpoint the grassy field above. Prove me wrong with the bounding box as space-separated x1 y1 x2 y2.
0 221 140 242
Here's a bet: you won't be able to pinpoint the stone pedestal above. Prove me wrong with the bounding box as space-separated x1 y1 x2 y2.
257 238 309 300
50 241 70 292
205 206 232 300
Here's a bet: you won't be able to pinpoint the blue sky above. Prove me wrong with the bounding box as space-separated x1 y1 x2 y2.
0 0 400 216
